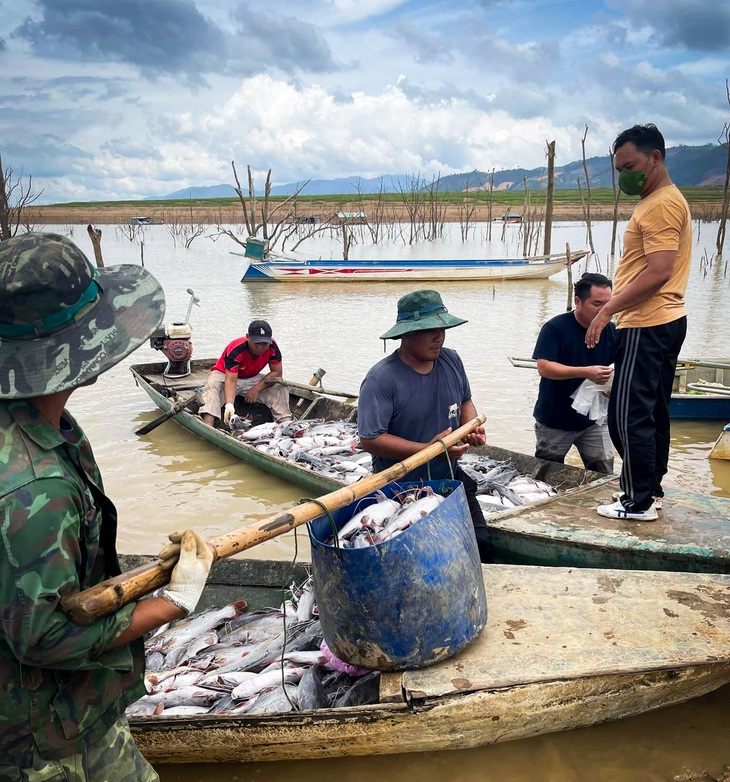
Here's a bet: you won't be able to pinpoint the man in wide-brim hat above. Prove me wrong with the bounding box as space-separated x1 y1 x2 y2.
0 233 214 780
358 289 492 562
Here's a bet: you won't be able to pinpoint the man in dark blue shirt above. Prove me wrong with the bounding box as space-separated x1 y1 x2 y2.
532 273 617 473
358 289 491 562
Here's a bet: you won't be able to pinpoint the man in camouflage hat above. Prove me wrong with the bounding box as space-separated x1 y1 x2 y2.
358 289 492 562
0 233 215 780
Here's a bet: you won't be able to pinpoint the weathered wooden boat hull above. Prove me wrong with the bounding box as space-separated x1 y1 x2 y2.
671 358 730 419
670 395 730 420
489 477 730 573
239 251 588 283
126 559 730 763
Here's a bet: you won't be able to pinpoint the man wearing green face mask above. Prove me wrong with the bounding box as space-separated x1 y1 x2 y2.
585 124 691 522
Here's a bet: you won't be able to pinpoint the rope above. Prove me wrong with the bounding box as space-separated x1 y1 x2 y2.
426 438 455 481
300 496 340 550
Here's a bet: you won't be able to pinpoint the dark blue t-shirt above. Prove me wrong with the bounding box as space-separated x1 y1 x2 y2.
532 311 616 431
358 348 472 481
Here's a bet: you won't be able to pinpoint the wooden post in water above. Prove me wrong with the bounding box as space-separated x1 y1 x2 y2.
487 168 494 241
580 126 596 259
86 225 104 268
565 243 573 312
543 141 555 256
609 148 620 265
717 80 730 261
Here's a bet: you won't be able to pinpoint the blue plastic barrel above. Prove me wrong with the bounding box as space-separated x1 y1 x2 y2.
308 480 488 671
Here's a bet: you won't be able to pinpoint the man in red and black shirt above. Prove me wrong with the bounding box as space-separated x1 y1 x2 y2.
199 319 291 426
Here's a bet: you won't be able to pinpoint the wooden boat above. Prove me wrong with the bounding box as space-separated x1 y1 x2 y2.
671 358 730 420
131 358 604 497
132 360 730 573
500 212 524 223
710 423 730 460
237 250 588 283
487 475 730 573
509 356 730 420
131 358 358 496
125 554 730 764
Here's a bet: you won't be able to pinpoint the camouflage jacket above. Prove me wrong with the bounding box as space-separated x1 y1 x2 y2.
0 399 145 766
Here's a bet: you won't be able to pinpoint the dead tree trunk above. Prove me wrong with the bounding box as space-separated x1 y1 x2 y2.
487 169 494 241
717 80 730 260
86 225 104 268
580 126 596 257
543 140 555 256
565 244 573 311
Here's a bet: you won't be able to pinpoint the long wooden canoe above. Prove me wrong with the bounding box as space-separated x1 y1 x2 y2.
125 555 730 764
131 358 358 496
237 250 589 283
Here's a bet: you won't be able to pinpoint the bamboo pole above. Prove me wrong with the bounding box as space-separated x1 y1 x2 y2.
61 415 487 625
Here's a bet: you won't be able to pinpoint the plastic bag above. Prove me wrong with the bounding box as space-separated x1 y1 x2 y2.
571 374 612 425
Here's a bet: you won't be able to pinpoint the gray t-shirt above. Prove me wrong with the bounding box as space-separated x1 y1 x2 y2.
358 347 472 481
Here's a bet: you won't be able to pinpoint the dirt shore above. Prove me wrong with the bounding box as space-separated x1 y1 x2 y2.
29 200 644 227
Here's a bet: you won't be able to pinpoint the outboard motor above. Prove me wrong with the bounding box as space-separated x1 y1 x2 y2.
149 288 199 378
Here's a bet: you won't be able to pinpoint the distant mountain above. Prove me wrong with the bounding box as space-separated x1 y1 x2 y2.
151 144 727 199
152 175 408 200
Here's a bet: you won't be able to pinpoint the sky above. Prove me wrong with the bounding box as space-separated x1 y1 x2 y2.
1 0 728 204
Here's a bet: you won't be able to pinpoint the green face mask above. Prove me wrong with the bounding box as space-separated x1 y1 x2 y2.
618 155 654 196
618 169 648 196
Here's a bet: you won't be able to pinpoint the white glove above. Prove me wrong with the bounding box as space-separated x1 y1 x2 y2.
159 529 215 615
223 403 235 427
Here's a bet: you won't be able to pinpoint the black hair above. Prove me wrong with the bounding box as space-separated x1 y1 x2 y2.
612 123 666 159
574 272 612 302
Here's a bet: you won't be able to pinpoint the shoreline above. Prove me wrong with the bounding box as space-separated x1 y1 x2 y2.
29 201 645 226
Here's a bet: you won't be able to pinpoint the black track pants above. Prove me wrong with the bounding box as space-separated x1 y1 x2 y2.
608 317 687 512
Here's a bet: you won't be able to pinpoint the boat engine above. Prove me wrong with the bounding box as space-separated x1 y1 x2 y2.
149 288 199 378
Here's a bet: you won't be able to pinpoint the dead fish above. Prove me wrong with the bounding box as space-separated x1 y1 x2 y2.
147 601 247 655
231 667 304 701
231 683 299 715
144 685 224 709
332 671 381 708
297 664 329 711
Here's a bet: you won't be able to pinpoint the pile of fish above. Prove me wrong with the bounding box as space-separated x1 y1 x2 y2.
226 419 559 507
324 486 445 549
126 577 380 718
458 453 557 513
230 418 371 485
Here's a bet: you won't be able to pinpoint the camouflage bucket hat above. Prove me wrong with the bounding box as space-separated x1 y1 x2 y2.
0 232 166 398
380 289 467 340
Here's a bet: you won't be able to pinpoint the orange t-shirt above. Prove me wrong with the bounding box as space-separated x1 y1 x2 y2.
614 184 692 328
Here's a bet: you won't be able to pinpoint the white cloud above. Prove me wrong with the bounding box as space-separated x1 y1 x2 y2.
0 0 724 202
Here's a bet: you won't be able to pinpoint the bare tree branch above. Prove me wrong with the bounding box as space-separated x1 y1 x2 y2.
0 153 44 240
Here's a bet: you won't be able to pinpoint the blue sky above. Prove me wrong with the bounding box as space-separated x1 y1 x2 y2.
1 0 728 203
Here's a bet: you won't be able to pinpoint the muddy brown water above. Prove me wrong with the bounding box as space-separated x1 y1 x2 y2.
56 221 729 779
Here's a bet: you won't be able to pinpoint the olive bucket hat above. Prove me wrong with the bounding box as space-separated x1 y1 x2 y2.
380 289 468 340
0 232 166 398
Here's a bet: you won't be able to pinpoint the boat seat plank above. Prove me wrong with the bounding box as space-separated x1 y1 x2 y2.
401 564 730 700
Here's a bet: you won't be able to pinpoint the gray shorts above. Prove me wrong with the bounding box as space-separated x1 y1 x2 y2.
535 420 615 474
